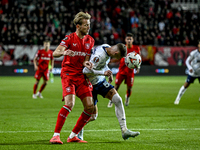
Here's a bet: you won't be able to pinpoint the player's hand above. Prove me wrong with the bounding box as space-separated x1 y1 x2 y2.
104 70 112 76
63 50 75 56
84 61 93 70
34 66 38 71
108 74 113 83
136 68 140 74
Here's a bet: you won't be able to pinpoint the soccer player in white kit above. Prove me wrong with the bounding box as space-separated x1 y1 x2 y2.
174 41 200 105
79 43 140 140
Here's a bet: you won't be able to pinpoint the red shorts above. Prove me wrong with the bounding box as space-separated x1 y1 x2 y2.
61 74 93 100
115 73 134 87
34 69 49 81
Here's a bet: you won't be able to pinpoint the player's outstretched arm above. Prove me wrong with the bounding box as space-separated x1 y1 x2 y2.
53 45 75 58
185 55 193 73
33 56 38 71
83 55 93 70
108 74 113 83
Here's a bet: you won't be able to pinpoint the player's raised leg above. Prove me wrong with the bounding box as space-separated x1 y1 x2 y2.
174 80 190 105
174 85 186 104
106 89 140 140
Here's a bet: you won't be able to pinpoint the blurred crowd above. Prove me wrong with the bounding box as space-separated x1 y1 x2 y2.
0 0 200 46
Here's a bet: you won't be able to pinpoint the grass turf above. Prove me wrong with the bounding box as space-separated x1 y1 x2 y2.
0 76 199 150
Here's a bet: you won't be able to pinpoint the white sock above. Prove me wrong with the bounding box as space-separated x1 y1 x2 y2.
69 131 77 139
111 94 127 132
177 85 186 99
53 132 60 137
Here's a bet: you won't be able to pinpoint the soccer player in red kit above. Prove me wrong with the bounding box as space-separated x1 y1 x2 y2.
32 41 54 99
49 12 95 144
108 33 141 107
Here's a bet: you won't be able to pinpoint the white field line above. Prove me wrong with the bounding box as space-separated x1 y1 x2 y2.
0 128 200 133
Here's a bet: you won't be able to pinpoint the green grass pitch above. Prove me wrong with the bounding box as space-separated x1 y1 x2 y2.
0 76 199 150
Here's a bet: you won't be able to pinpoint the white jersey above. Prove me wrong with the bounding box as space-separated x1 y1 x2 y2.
185 49 200 77
83 44 111 85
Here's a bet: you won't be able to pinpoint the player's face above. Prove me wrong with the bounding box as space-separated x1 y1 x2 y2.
114 52 123 59
125 36 134 46
79 19 90 35
44 42 50 51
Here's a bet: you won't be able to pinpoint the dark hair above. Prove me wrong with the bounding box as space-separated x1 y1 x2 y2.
117 43 127 57
126 32 133 38
43 40 50 43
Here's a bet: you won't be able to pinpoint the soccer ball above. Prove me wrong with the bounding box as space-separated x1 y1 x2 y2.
125 52 142 69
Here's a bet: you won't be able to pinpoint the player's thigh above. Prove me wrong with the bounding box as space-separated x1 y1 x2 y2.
125 75 134 87
42 69 49 81
61 77 76 97
76 79 93 99
115 73 125 85
34 70 42 80
105 88 118 100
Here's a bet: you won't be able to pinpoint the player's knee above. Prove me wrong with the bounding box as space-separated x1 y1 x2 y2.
85 104 94 113
90 113 98 121
112 93 122 105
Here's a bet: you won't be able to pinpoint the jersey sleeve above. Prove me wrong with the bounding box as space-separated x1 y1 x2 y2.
91 55 102 69
186 51 195 70
86 52 110 75
60 35 70 48
86 38 95 56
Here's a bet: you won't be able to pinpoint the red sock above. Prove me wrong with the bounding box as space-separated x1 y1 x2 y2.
54 105 71 133
33 83 38 94
39 83 46 93
126 89 132 98
72 110 92 134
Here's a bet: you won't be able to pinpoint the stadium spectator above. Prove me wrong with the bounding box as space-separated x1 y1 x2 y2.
49 12 95 144
0 0 200 47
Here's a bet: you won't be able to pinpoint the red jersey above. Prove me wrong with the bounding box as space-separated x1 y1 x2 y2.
118 45 140 75
35 49 53 71
60 32 94 76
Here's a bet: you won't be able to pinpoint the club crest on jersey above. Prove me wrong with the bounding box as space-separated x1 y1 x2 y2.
93 57 99 63
85 43 90 49
66 87 71 92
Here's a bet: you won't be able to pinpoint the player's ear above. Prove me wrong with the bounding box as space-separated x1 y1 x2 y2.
76 24 80 29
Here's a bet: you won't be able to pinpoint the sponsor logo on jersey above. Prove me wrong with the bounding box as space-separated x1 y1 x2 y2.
74 51 87 56
41 57 50 60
